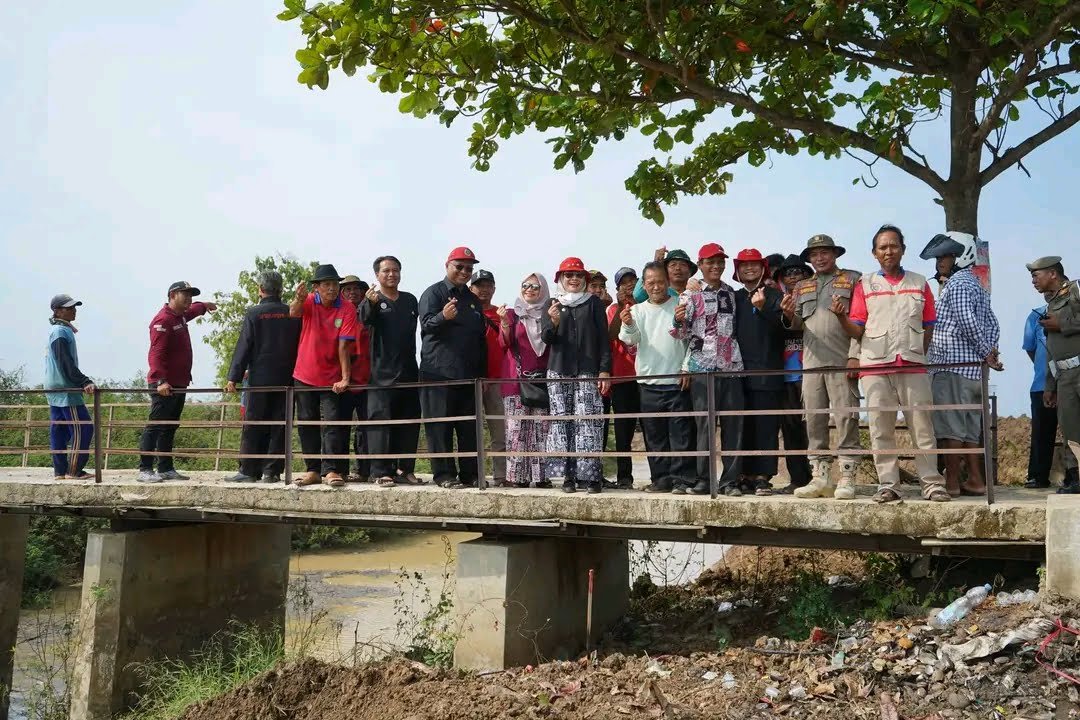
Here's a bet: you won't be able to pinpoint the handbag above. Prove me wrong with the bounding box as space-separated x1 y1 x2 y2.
511 317 549 410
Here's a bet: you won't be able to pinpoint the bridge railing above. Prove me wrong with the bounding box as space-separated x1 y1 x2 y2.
0 362 999 503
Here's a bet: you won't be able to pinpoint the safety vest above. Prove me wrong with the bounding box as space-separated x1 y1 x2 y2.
858 270 929 366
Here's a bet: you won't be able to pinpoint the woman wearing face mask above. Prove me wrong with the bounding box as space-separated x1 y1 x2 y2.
497 273 552 488
542 258 613 493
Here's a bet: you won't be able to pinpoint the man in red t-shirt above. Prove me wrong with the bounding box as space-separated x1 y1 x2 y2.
604 267 641 488
470 269 507 484
340 276 372 483
832 225 949 504
290 263 357 488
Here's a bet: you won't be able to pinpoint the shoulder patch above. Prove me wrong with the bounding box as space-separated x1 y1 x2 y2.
153 324 166 332
798 285 816 295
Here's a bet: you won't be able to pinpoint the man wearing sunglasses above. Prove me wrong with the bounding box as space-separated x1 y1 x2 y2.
418 247 488 488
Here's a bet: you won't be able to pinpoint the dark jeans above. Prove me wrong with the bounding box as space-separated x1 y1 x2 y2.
640 385 694 487
238 389 287 478
340 391 370 478
742 386 783 477
690 374 745 489
366 385 421 478
609 382 641 481
295 381 345 476
139 384 186 472
1029 390 1058 483
420 374 478 484
780 381 812 487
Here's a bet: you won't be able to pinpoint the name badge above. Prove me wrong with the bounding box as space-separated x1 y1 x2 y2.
334 318 343 328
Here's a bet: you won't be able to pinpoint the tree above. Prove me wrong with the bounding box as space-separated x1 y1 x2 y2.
199 254 318 385
280 0 1079 232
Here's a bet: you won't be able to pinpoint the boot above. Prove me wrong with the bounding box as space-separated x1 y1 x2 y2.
833 459 857 500
794 459 834 498
1058 467 1080 495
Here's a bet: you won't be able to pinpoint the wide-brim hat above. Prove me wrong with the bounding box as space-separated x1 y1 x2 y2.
340 274 363 287
555 256 587 281
311 263 344 283
732 248 768 282
773 254 813 281
664 249 698 276
799 234 846 262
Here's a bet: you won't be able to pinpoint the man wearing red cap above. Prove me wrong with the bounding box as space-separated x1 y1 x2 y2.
672 243 745 495
418 247 488 488
732 249 787 495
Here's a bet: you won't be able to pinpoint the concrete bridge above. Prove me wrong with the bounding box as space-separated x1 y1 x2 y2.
1 467 1078 720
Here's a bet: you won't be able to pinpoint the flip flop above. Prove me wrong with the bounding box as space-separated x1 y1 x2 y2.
872 488 902 504
293 472 321 487
323 473 345 488
925 487 952 502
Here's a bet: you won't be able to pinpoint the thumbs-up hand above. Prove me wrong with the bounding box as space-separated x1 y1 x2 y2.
442 297 458 320
751 287 766 310
548 301 562 327
780 292 796 318
619 303 633 326
653 246 668 263
829 294 846 317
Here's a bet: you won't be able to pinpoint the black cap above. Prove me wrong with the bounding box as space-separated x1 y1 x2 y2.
311 264 343 283
471 269 495 285
168 281 201 297
50 294 82 310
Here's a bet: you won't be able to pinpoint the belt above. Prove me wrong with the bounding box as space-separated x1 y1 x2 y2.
1055 355 1080 371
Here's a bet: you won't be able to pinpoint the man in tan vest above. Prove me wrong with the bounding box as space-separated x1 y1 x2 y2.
780 235 863 500
833 224 950 503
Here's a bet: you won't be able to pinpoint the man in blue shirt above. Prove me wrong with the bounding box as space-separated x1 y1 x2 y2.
1023 291 1058 488
44 294 95 480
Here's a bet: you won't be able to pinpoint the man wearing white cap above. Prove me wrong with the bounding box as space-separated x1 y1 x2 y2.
45 294 95 480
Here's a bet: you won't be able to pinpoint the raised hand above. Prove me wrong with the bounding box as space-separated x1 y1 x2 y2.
653 246 668 263
496 304 509 326
780 292 796 318
442 297 458 320
829 294 846 316
294 281 309 301
674 301 688 323
751 287 766 310
619 303 633 326
365 283 380 305
548 302 562 327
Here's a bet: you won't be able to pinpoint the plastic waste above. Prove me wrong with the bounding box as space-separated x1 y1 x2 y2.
701 671 718 682
929 584 991 629
788 684 807 700
722 672 736 689
716 601 735 614
995 589 1039 607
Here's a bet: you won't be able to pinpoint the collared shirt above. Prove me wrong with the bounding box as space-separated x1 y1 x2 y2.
793 269 861 368
359 291 419 386
1023 306 1049 393
670 282 743 373
45 319 91 407
147 302 209 386
927 267 999 380
418 278 487 380
848 268 935 375
292 292 357 387
227 296 301 386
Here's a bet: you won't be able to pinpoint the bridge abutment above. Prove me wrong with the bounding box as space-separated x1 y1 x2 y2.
453 536 629 671
0 515 28 720
1046 496 1080 602
69 522 291 720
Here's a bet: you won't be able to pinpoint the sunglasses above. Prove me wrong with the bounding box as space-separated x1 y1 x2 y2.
521 283 541 290
562 272 587 279
450 263 474 272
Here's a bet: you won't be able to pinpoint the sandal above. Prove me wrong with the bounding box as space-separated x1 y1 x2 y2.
924 487 952 502
872 488 902 504
399 472 424 485
323 472 345 488
293 471 321 487
67 471 93 480
376 476 396 488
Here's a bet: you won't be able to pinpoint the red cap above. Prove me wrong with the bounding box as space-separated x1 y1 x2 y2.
732 248 769 281
555 257 587 281
697 243 728 261
447 246 478 263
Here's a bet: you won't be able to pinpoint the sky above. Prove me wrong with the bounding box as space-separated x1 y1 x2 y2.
2 1 1077 417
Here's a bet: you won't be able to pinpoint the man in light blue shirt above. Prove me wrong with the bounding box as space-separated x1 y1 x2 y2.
1022 291 1057 488
44 294 95 480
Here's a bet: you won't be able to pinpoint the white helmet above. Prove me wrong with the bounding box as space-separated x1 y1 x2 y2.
919 231 978 271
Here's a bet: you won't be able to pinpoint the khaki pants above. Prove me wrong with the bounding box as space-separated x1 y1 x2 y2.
483 383 507 481
1057 366 1080 472
863 372 945 496
801 370 861 460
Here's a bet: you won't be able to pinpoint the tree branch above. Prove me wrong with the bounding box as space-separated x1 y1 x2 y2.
980 105 1080 185
1026 62 1077 86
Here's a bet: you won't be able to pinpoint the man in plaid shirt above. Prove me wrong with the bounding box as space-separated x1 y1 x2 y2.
923 232 1003 496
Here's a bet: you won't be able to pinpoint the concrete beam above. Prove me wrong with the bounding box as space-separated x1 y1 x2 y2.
454 536 629 671
1045 496 1080 602
0 516 28 720
69 522 291 720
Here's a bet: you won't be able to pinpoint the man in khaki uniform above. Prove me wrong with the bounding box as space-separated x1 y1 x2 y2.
780 234 863 500
1029 256 1080 494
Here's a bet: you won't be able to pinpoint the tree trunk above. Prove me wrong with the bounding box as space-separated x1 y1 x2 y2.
940 182 981 235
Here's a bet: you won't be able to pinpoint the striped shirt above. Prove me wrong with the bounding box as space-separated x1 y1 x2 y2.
927 268 999 380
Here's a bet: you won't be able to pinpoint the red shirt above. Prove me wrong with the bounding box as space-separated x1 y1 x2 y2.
482 306 503 379
606 303 637 381
350 324 371 388
146 302 208 387
293 293 358 386
848 270 936 375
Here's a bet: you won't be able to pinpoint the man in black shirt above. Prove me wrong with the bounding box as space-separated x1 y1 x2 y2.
418 246 487 488
360 255 422 486
224 270 301 482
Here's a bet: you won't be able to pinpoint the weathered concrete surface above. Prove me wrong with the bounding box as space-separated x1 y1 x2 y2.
69 522 291 720
1045 496 1080 601
454 537 629 670
0 515 28 720
0 468 1046 543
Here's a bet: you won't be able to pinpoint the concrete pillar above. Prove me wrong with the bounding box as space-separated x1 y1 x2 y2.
0 515 28 720
69 522 291 720
453 536 629 671
1046 496 1080 601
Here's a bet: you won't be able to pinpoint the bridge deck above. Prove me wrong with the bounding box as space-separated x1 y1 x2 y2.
0 468 1049 555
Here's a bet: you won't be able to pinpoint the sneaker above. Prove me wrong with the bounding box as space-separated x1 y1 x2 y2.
616 478 635 490
261 474 282 484
136 470 162 483
561 480 576 494
225 472 257 483
158 470 189 481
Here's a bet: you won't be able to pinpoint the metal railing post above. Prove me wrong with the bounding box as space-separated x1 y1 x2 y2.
990 393 999 490
981 363 995 505
284 386 294 485
213 403 226 472
104 405 114 469
707 372 718 499
93 389 103 484
475 378 487 490
22 407 31 466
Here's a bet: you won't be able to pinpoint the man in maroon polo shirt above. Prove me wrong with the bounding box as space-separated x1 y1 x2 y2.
291 263 357 488
137 281 217 483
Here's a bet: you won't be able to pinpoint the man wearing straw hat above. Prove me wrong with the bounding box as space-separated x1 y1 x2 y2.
44 294 96 480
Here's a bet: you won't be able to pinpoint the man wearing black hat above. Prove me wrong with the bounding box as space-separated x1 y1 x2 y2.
772 255 814 491
45 294 95 480
223 270 301 483
290 264 357 488
137 281 217 482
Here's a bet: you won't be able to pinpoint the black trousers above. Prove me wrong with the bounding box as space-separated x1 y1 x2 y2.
340 391 370 478
1028 390 1058 484
609 382 641 481
640 385 694 487
690 374 745 489
780 381 812 487
366 385 421 478
420 374 478 484
295 382 345 476
742 386 783 477
238 389 287 478
138 383 186 472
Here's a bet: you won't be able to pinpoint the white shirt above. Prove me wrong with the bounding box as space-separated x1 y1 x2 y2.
618 297 688 385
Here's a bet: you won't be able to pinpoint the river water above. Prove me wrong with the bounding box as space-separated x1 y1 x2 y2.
9 533 726 719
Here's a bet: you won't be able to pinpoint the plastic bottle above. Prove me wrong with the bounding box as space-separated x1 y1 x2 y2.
930 584 992 629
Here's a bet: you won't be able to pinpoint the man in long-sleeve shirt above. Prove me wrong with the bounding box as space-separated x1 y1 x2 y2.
137 281 216 482
45 294 95 480
224 270 301 483
418 247 487 488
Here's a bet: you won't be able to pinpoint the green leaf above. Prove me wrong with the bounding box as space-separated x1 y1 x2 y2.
295 49 322 67
1008 105 1020 122
553 153 570 170
283 0 304 12
399 94 416 113
640 123 659 136
655 131 674 152
277 9 299 20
